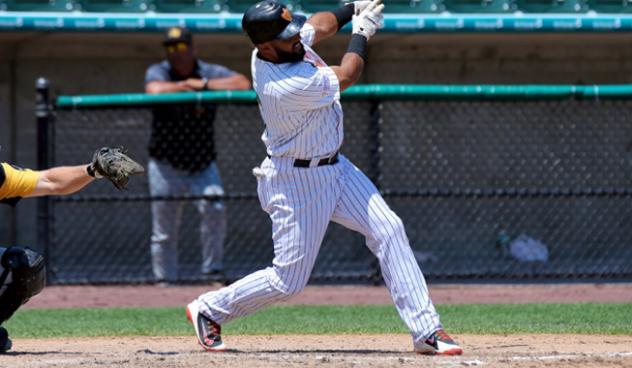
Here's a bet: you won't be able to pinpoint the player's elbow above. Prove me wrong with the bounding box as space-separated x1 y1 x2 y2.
337 71 361 92
145 82 163 94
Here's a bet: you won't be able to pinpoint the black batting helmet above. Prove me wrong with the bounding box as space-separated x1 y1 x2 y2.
242 1 307 45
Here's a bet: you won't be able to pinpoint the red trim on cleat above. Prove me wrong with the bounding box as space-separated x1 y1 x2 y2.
435 348 463 356
416 329 463 356
186 307 193 323
186 301 227 352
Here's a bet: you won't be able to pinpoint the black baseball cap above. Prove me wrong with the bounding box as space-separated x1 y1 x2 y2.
162 26 193 46
242 1 306 45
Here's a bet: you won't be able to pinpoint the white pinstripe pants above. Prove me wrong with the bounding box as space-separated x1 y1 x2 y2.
197 154 442 348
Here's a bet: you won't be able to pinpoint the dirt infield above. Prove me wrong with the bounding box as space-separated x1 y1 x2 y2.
3 334 632 368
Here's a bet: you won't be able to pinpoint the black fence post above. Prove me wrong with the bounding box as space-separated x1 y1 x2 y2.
36 77 52 283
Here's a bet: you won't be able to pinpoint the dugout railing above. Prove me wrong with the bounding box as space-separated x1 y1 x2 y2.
38 82 632 284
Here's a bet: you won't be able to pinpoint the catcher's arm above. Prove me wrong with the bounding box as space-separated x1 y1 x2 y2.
0 161 92 199
29 165 95 197
33 147 144 195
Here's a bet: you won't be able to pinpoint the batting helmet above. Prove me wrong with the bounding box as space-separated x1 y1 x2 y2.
242 1 307 45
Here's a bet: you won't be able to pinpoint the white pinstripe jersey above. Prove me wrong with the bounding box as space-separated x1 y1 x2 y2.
251 23 344 160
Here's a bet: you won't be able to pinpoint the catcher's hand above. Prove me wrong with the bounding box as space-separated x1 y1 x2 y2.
87 147 145 190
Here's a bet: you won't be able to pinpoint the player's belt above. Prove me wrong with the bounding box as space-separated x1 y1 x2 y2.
293 152 339 168
267 152 339 168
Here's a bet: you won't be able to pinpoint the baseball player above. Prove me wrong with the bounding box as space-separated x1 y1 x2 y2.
0 147 143 353
186 0 463 355
145 26 251 283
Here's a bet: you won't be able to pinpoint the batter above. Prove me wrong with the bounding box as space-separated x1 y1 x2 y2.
186 0 462 355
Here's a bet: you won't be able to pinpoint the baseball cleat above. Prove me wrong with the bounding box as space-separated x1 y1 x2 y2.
416 329 463 356
0 327 11 354
186 300 226 352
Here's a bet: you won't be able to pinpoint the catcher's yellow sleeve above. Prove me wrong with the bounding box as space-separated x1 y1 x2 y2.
0 162 40 202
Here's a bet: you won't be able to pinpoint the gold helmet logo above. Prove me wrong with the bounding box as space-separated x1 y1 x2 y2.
168 27 182 38
281 8 292 22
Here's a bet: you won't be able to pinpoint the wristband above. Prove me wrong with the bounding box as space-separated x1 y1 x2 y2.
86 164 97 178
201 77 209 91
331 3 355 31
346 34 367 60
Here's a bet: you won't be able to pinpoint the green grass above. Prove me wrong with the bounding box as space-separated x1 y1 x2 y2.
4 303 631 338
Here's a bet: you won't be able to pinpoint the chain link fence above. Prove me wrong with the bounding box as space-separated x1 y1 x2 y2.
41 85 632 284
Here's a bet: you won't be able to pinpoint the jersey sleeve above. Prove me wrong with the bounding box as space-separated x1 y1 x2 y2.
276 64 340 112
145 63 170 84
300 23 316 48
0 163 40 205
200 63 237 79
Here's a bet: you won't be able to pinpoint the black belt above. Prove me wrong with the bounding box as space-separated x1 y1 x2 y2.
267 152 339 168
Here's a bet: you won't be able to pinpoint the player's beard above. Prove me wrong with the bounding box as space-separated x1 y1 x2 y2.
276 46 305 63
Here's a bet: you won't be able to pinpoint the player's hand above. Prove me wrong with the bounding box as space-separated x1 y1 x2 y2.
350 0 371 15
352 0 384 41
183 78 207 91
175 80 196 91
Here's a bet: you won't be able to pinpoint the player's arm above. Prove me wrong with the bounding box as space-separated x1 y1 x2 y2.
145 63 196 94
0 163 92 200
146 77 251 93
145 81 195 94
146 72 251 93
29 165 95 197
330 55 363 93
205 74 251 90
329 0 383 92
307 1 371 46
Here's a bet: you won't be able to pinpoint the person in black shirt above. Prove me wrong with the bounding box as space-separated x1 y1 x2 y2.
145 27 251 284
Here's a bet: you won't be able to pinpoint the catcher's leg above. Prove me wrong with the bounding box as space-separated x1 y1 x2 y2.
194 162 226 275
0 246 46 353
148 160 185 283
0 326 11 353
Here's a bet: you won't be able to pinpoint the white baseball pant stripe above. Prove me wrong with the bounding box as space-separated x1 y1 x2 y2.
197 154 442 347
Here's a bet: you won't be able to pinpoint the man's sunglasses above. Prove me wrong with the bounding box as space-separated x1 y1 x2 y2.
166 42 189 53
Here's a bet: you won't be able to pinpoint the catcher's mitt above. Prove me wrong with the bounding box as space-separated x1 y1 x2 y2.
87 147 145 190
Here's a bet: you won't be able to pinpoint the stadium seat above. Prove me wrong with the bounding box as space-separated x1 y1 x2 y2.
516 0 588 12
154 0 223 13
226 0 296 13
78 0 150 12
587 0 632 13
4 0 77 11
444 0 516 12
383 0 446 13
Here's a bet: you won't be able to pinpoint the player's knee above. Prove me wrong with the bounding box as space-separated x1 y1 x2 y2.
284 283 306 297
374 213 406 241
274 272 308 297
0 247 46 324
391 216 406 237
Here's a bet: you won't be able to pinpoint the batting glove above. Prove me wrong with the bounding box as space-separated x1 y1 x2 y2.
352 0 385 40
